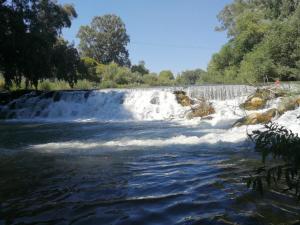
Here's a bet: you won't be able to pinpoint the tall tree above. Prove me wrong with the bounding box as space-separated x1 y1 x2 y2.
131 60 149 75
0 0 79 89
77 14 131 67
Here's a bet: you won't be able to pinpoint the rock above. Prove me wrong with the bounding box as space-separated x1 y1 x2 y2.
150 97 160 105
202 115 214 120
251 97 264 107
174 91 193 107
233 108 278 127
278 96 300 115
240 89 272 110
234 95 300 127
187 101 215 119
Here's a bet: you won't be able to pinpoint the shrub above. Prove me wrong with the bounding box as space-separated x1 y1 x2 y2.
0 76 5 90
247 123 300 198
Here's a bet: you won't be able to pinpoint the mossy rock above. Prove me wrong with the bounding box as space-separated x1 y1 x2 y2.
278 96 300 115
240 89 272 110
174 91 193 107
233 109 278 127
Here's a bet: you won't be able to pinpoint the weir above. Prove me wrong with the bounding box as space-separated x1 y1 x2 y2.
0 85 256 121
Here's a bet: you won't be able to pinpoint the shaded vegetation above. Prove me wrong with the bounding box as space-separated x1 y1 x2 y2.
0 0 82 89
247 123 300 198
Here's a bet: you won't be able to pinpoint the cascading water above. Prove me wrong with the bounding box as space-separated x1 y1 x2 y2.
0 89 188 121
0 85 255 121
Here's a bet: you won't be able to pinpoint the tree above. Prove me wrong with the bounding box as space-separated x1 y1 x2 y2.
208 0 300 84
77 14 131 67
142 73 159 86
0 0 80 89
158 70 175 86
52 39 83 88
176 69 206 85
80 57 102 82
131 60 149 75
99 62 141 87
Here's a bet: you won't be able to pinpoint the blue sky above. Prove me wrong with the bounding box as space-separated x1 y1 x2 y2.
58 0 232 74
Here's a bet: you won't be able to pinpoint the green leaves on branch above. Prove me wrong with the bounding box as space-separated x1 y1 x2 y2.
247 123 300 198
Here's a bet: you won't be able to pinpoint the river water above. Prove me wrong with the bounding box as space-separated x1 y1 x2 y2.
0 87 300 225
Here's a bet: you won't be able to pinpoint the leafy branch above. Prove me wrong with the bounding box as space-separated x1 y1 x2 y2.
247 123 300 198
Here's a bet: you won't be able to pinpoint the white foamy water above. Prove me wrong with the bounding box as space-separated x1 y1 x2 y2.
0 85 259 122
0 89 190 121
31 129 252 153
1 85 299 153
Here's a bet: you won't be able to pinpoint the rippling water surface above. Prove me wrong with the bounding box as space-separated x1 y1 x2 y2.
0 121 300 225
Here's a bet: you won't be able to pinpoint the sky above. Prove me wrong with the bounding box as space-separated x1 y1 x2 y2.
58 0 232 74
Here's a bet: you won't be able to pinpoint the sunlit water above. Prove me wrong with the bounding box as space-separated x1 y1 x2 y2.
0 87 300 225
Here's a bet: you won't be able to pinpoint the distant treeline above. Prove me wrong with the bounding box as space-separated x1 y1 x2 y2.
2 0 299 90
0 1 206 90
206 0 300 84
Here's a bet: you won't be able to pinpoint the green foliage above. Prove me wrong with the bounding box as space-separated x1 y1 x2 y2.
209 0 300 84
77 14 130 67
99 63 141 87
157 70 175 86
81 57 102 82
142 73 159 86
0 0 82 89
176 69 206 85
39 80 71 91
0 74 4 90
52 39 83 88
247 123 300 198
131 61 149 76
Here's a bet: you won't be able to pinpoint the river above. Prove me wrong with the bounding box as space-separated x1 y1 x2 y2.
0 86 299 225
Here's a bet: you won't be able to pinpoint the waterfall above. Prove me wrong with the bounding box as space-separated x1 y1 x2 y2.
0 85 256 121
186 85 255 100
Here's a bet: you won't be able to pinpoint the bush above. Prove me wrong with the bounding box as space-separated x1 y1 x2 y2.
0 75 5 90
39 80 71 90
247 123 300 197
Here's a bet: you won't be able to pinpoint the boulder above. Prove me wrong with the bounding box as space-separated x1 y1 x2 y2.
187 101 215 119
233 95 300 127
233 108 278 127
240 89 272 110
278 96 300 115
150 97 160 105
174 91 193 107
296 97 300 106
240 88 290 111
